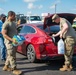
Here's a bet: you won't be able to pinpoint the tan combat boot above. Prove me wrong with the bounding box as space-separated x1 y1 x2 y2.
12 67 22 75
60 65 71 71
3 65 12 71
13 70 22 75
63 64 73 70
69 64 73 69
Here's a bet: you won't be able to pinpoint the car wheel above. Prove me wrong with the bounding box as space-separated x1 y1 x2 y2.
27 44 37 63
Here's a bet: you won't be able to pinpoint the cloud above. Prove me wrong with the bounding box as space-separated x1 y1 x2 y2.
28 3 35 9
0 8 6 14
50 0 61 10
50 5 55 9
54 0 61 4
0 8 4 11
23 0 36 3
24 0 43 9
27 3 43 9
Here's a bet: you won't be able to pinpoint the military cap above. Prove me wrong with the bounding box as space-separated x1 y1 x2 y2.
52 14 59 22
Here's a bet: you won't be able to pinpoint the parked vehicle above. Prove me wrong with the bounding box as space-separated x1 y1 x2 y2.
16 14 26 25
17 13 76 63
44 13 76 29
26 15 43 24
72 17 76 31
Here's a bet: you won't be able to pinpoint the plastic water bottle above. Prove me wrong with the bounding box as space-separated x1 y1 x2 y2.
58 39 65 54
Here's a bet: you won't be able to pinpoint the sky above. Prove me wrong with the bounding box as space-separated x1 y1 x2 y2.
0 0 76 16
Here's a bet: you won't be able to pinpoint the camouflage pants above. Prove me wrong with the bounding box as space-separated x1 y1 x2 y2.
64 37 76 66
5 44 16 68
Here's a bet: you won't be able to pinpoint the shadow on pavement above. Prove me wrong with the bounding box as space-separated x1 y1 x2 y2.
18 59 64 74
0 64 4 67
16 57 76 75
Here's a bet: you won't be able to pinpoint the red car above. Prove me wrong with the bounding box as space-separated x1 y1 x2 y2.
17 13 76 63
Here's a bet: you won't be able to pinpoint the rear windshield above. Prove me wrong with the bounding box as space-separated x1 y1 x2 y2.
37 25 60 33
30 16 41 21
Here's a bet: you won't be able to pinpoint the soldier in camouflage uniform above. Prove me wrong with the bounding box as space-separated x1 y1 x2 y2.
52 14 76 71
2 11 22 75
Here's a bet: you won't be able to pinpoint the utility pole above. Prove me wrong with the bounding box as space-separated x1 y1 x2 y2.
55 4 57 14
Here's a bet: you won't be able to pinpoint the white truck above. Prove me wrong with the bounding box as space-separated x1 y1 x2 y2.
26 15 43 24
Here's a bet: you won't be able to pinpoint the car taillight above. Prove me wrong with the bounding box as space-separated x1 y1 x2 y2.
44 38 52 44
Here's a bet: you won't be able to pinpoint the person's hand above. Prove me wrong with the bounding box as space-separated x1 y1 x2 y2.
12 39 18 44
52 34 56 37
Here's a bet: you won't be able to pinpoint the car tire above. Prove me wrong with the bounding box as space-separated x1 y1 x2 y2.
27 44 37 63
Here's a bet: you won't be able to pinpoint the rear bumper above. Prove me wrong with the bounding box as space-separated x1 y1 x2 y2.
40 54 76 61
40 55 64 60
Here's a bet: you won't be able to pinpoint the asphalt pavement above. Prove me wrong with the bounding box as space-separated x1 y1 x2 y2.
0 53 76 75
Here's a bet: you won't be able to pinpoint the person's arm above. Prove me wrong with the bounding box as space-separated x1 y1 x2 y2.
17 19 21 26
2 29 18 44
59 22 68 38
60 22 68 35
2 29 13 42
52 31 61 37
0 21 3 33
52 22 68 38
